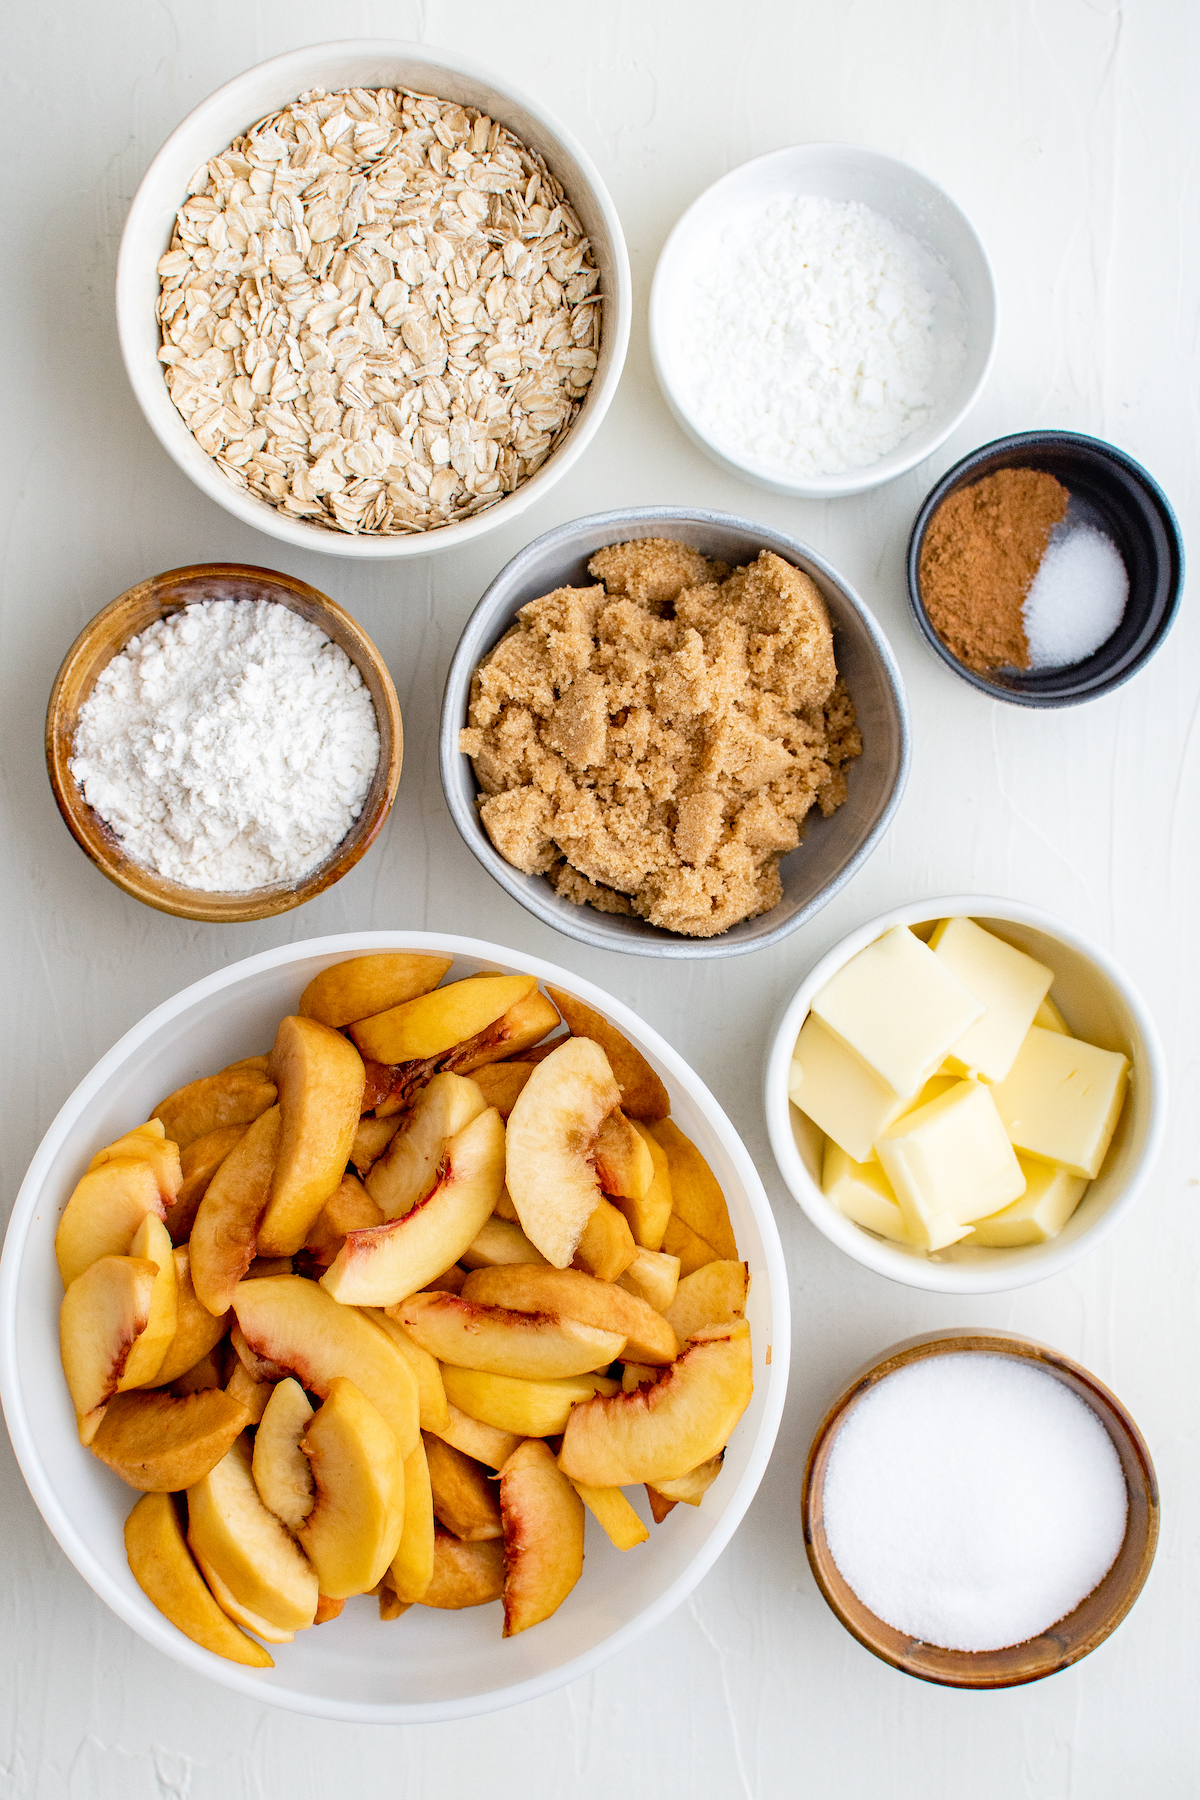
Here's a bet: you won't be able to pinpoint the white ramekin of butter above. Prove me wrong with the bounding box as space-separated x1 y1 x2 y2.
764 897 1166 1294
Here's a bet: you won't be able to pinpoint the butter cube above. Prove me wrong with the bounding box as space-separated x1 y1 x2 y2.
821 1141 913 1244
988 1026 1129 1179
811 925 985 1097
970 1157 1089 1247
788 1014 909 1163
1034 993 1071 1035
930 917 1053 1081
877 1079 1026 1242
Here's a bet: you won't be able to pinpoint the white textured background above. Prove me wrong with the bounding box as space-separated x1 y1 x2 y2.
1 2 1196 1794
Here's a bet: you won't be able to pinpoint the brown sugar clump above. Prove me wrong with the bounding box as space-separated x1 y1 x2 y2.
459 539 862 939
919 468 1070 672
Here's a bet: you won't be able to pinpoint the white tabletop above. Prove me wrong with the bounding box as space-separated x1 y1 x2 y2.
2 2 1196 1793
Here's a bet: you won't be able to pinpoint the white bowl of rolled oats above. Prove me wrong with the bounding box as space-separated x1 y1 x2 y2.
117 42 631 555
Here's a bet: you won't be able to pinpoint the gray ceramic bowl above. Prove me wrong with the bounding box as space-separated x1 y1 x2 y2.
439 507 910 958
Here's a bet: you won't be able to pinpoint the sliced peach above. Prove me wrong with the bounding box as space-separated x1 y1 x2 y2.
460 1216 548 1271
499 1439 585 1636
558 1319 753 1487
617 1247 681 1314
440 1366 620 1439
226 1361 273 1423
351 974 538 1065
425 1265 468 1295
614 1121 673 1251
376 1580 408 1621
506 1038 622 1268
295 1378 405 1599
304 1173 384 1268
622 1362 660 1393
231 1320 289 1384
193 1554 297 1644
572 1197 637 1282
252 1377 315 1528
421 1529 505 1609
393 1290 626 1380
153 1247 231 1386
651 1121 738 1268
430 1403 521 1472
570 1481 649 1550
88 1121 182 1207
469 1062 535 1119
170 1345 227 1397
423 1431 503 1540
167 1125 248 1245
190 1106 281 1316
461 1265 677 1366
118 1214 178 1389
665 1261 750 1343
231 1275 420 1456
244 1256 292 1279
450 989 562 1073
366 1072 487 1221
55 1160 166 1290
258 1017 365 1256
390 1438 436 1604
125 1491 272 1668
299 953 454 1029
91 1387 249 1490
493 1186 519 1223
316 1593 347 1623
651 1452 724 1506
646 1487 677 1524
322 1107 505 1307
365 1309 450 1435
153 1066 277 1152
545 988 670 1121
60 1255 157 1444
187 1435 318 1632
349 1114 401 1177
594 1111 655 1202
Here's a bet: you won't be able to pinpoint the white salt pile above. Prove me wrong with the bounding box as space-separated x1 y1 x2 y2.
1023 522 1129 670
822 1352 1128 1652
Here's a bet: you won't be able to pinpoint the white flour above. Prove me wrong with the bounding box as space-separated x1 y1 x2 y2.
71 599 381 892
681 193 967 477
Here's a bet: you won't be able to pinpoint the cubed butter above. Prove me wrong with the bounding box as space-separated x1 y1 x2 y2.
788 1014 910 1163
970 1157 1090 1247
877 1079 1026 1243
988 1026 1129 1179
930 917 1053 1081
821 1141 912 1244
1033 993 1071 1035
811 925 985 1098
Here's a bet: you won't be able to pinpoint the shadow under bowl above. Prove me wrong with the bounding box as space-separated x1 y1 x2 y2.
46 564 403 921
802 1330 1159 1687
439 507 910 959
907 430 1183 706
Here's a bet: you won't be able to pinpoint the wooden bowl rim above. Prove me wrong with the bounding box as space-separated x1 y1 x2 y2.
801 1329 1159 1688
45 562 402 922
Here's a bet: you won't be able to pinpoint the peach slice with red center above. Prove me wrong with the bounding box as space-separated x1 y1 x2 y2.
460 1264 677 1366
295 1377 406 1600
366 1072 487 1221
304 1173 384 1268
258 1016 365 1256
499 1438 585 1636
557 1319 753 1488
125 1492 272 1668
593 1110 655 1202
505 1038 622 1268
321 1106 505 1307
60 1254 158 1444
391 1290 627 1381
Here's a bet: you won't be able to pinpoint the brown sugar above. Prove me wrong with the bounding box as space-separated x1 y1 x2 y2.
459 539 861 939
919 469 1070 672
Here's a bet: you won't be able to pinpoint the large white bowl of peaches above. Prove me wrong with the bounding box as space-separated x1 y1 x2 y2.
0 934 786 1722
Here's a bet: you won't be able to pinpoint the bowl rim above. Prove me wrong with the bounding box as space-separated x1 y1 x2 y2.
44 563 403 921
801 1328 1159 1687
439 503 912 959
115 37 632 559
763 893 1167 1294
0 929 790 1724
905 429 1186 707
648 140 999 500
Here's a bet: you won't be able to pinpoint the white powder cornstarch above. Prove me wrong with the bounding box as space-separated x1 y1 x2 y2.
822 1353 1128 1652
682 194 967 477
71 599 380 892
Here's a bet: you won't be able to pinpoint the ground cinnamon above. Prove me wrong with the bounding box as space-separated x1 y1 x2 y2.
919 469 1069 672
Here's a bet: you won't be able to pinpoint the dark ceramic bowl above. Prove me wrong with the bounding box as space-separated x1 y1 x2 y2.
907 431 1183 707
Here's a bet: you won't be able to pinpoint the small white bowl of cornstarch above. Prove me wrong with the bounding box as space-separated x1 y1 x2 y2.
651 144 997 500
116 42 631 555
46 565 403 922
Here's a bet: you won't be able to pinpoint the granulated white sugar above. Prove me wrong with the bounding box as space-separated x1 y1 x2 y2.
1023 521 1129 669
70 599 380 892
822 1352 1128 1652
680 193 967 478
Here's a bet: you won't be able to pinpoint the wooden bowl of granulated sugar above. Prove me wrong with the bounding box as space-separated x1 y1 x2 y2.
46 564 402 922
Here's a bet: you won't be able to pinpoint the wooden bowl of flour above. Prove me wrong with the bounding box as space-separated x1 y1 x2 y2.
46 564 402 922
